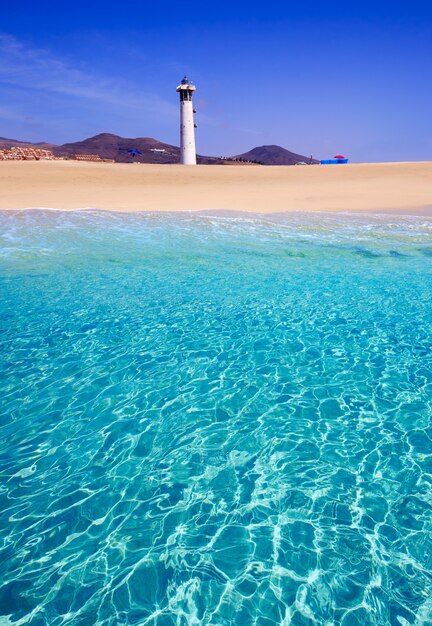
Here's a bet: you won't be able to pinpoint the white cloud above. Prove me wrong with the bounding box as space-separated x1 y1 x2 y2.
0 34 177 118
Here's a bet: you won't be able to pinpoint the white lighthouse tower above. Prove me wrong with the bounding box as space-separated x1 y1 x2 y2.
176 76 197 165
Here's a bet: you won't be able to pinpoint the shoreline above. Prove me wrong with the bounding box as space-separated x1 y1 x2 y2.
3 207 432 219
0 160 431 215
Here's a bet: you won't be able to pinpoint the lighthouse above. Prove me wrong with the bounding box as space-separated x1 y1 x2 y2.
176 76 197 165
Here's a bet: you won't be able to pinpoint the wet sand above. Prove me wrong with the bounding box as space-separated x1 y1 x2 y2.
1 160 431 214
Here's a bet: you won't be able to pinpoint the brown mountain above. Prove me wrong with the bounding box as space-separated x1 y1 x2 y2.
233 145 318 165
55 133 180 163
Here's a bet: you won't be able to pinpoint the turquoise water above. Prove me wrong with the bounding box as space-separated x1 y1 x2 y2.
1 209 432 626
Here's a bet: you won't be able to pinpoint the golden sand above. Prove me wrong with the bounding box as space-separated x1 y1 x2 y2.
1 160 431 214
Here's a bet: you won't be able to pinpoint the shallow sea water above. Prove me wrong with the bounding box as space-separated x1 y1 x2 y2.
1 209 432 626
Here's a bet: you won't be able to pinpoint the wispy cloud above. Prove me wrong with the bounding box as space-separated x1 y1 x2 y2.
0 34 177 118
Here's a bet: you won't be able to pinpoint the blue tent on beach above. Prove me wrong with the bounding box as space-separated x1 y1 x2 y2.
321 154 349 164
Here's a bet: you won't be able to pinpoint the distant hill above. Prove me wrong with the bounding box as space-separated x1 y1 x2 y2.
233 145 318 165
1 133 318 165
0 137 55 150
55 133 181 163
54 133 242 164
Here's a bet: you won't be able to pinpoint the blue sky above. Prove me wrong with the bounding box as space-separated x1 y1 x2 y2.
1 0 431 161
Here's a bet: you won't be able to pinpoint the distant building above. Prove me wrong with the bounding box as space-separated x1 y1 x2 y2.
73 154 114 163
0 147 55 161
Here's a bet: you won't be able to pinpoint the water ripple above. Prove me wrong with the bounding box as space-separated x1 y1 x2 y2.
1 210 432 625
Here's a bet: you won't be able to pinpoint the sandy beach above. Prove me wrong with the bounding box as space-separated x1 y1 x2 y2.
1 160 431 214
